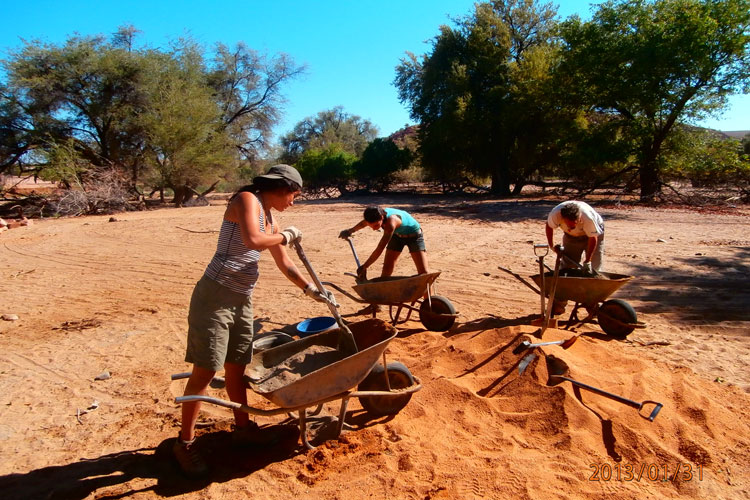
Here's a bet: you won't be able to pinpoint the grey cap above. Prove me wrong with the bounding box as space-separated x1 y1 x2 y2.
256 164 303 188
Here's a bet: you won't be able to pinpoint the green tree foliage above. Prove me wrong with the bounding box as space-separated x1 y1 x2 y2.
208 43 304 163
294 145 357 196
663 128 750 191
558 0 750 200
279 106 378 165
4 35 148 183
0 82 32 173
139 45 235 205
0 27 302 207
395 0 563 195
355 138 412 192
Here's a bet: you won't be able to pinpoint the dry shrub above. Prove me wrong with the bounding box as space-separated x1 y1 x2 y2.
51 169 131 216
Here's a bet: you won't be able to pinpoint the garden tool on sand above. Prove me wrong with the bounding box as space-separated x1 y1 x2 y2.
512 336 578 355
292 240 358 354
545 356 663 422
540 245 564 335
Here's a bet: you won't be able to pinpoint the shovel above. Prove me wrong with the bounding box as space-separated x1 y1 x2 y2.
540 248 563 335
546 357 663 422
292 240 358 354
512 336 578 355
342 236 368 282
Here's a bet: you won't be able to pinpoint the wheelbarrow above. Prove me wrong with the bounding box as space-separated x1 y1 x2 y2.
530 270 644 338
173 318 421 449
321 237 458 332
499 245 644 338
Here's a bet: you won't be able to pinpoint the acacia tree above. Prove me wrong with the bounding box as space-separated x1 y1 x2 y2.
355 138 412 192
278 106 378 165
208 43 305 163
558 0 750 200
140 46 234 205
1 29 303 207
3 35 148 185
395 0 563 195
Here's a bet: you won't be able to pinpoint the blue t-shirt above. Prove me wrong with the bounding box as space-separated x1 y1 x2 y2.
385 208 420 235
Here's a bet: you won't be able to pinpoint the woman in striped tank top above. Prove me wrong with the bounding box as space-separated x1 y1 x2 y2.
173 164 330 477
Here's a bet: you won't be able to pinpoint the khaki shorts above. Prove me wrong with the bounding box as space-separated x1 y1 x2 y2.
185 275 254 371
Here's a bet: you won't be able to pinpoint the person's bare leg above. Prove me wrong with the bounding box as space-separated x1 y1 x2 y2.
224 362 249 428
180 365 216 442
411 250 430 299
410 250 429 275
381 249 400 277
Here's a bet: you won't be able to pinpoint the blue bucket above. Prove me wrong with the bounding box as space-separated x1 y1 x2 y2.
296 316 337 337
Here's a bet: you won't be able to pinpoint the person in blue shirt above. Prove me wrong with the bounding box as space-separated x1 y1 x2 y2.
339 206 428 281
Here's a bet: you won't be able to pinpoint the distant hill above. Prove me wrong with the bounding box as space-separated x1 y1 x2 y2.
720 130 749 139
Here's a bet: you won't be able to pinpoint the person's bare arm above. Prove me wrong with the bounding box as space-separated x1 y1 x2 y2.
227 192 285 249
545 224 555 249
360 215 400 269
268 243 309 290
584 236 598 263
341 219 369 237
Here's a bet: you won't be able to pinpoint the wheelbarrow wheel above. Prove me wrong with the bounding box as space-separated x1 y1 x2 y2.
358 361 414 416
419 295 456 332
598 299 637 338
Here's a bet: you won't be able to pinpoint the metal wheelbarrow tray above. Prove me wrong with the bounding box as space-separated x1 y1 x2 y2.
531 271 633 306
529 271 645 338
173 318 422 449
248 318 398 408
323 272 458 331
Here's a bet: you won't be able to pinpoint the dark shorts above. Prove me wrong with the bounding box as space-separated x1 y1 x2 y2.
386 231 426 253
185 275 254 371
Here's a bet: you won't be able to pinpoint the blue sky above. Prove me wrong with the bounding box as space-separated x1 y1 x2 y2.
1 0 747 142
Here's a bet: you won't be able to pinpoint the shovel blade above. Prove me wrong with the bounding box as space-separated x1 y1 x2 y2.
518 353 537 374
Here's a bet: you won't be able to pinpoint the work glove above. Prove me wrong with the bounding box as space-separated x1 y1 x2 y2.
303 283 337 306
582 261 595 276
339 229 352 240
280 226 302 245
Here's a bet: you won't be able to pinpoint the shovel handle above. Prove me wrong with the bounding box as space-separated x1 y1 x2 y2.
345 237 361 269
553 375 642 409
292 241 357 352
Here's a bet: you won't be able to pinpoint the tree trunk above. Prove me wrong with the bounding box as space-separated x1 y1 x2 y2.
490 169 511 196
172 185 194 207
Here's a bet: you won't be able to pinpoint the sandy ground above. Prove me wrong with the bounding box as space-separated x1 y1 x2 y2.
1 194 749 499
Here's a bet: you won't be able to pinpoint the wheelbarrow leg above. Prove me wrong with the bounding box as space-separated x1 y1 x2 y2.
299 407 315 450
335 396 352 437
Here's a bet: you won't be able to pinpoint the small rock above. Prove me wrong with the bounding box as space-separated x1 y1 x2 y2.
695 253 703 256
656 238 666 243
108 217 118 222
1 314 19 321
94 370 111 381
483 272 490 277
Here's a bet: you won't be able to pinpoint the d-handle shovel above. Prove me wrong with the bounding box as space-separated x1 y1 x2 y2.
546 357 663 422
292 240 358 354
342 236 367 282
541 247 563 336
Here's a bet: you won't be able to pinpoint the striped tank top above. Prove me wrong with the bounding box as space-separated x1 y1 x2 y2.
204 194 272 295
